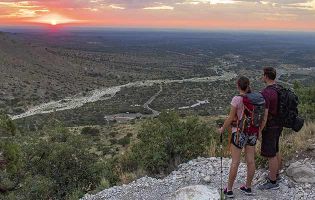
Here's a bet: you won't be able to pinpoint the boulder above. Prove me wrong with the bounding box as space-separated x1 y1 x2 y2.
286 161 315 183
171 185 220 200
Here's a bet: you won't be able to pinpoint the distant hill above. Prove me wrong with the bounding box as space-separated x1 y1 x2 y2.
0 32 150 115
0 32 100 114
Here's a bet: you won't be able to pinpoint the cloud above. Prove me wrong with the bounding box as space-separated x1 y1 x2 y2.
143 5 174 10
178 0 240 5
109 4 125 9
291 0 315 10
0 1 50 18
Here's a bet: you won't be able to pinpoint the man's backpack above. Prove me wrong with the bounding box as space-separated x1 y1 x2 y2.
269 84 304 132
237 92 266 135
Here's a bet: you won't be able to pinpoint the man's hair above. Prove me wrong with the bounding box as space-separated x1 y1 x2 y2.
237 76 250 91
263 67 277 80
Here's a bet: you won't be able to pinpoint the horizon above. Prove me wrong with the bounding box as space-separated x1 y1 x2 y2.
0 1 315 32
1 25 315 35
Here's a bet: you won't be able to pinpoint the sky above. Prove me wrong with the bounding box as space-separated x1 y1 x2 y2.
0 0 315 31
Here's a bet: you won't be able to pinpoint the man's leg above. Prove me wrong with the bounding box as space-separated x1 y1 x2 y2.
276 129 283 176
268 156 278 181
259 127 280 190
276 152 281 175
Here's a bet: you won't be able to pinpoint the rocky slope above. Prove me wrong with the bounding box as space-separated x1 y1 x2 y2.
82 157 315 200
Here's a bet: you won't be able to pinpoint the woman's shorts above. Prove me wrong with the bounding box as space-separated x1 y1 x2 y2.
231 132 257 149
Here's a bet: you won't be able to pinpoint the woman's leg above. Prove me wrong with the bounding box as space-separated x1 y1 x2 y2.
245 145 256 188
227 144 242 191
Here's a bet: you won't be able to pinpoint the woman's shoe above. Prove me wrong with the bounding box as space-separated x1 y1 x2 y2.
224 188 234 198
240 185 253 196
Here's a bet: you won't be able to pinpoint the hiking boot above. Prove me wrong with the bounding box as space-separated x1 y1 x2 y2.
264 174 282 183
276 174 282 183
257 179 280 190
224 188 234 198
240 185 253 196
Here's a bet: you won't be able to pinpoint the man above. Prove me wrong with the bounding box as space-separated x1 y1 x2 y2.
258 67 282 190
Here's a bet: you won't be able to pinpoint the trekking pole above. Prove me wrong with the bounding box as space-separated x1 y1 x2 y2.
220 131 223 200
217 122 224 200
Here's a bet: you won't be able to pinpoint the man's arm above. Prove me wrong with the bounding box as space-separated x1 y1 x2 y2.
259 108 269 136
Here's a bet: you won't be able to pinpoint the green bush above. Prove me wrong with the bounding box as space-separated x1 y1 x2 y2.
19 175 55 200
294 83 315 120
101 158 120 186
0 142 22 174
118 136 131 147
0 113 16 136
81 127 100 136
130 111 215 175
110 138 118 145
27 137 101 199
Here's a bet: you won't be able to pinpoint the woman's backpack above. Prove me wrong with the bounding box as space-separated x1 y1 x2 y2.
237 92 266 135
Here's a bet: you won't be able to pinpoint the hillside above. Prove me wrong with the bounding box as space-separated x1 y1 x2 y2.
83 122 315 200
0 32 109 115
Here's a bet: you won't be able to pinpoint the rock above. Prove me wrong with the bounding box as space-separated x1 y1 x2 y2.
171 185 220 200
203 176 211 183
286 161 315 183
308 144 315 150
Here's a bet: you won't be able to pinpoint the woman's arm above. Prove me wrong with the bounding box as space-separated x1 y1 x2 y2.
220 105 237 134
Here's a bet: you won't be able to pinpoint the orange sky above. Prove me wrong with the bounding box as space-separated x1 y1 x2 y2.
0 0 315 31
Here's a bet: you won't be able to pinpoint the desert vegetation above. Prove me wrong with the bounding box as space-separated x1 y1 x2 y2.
1 83 313 199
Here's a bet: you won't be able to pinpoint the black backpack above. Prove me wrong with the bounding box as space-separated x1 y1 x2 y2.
269 84 304 132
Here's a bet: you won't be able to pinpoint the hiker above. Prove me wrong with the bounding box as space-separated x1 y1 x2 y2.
258 67 282 190
218 76 265 198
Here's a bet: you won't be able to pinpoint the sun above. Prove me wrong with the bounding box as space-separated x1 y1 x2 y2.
50 20 57 26
31 14 80 26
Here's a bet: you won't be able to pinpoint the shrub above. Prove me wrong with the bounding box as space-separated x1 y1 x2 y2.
294 83 315 120
0 113 16 136
130 111 215 175
81 127 100 136
0 142 22 174
19 175 55 200
118 136 131 147
110 138 118 145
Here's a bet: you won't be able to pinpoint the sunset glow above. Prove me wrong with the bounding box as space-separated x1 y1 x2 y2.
51 20 57 26
0 0 314 31
29 14 80 26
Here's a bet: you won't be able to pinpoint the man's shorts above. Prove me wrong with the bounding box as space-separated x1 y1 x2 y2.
261 127 283 157
231 132 258 149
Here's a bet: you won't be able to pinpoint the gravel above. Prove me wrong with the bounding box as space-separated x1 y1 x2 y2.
81 157 315 200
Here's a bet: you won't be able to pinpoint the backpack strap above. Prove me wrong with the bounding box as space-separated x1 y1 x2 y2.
267 84 282 92
229 95 245 150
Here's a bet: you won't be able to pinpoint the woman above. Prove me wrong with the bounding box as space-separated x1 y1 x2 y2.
218 76 258 198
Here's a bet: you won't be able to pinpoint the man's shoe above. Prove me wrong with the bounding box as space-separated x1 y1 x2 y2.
276 174 282 183
257 179 280 190
264 174 282 183
240 185 253 196
224 188 234 198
